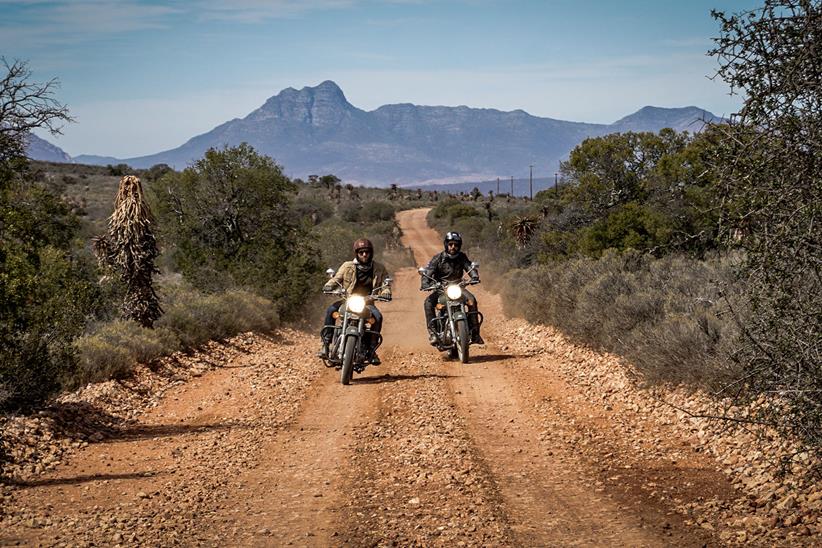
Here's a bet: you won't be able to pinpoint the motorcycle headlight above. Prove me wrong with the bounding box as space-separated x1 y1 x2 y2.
446 284 462 300
347 295 366 314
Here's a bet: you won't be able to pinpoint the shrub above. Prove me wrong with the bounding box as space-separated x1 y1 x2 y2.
0 187 100 410
293 195 334 226
503 251 741 388
71 321 179 386
71 285 279 387
158 286 279 349
360 200 397 222
710 1 822 450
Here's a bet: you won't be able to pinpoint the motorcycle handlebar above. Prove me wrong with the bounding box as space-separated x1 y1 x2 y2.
422 278 481 292
322 289 391 302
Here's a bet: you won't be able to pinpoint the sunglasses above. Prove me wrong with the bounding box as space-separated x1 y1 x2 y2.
356 249 372 255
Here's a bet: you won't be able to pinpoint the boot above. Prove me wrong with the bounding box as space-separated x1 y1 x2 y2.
428 329 438 345
370 353 381 365
471 331 485 345
317 341 330 359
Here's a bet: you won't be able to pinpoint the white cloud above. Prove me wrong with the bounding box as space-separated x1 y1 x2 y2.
190 0 357 22
0 1 178 49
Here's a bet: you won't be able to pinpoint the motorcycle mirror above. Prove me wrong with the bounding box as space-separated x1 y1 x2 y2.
385 277 393 285
470 262 480 268
325 268 335 278
417 267 426 274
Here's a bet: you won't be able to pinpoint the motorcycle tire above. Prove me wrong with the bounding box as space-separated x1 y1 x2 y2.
456 320 470 363
341 335 357 385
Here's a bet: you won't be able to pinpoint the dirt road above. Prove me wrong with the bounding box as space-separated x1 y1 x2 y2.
2 208 753 546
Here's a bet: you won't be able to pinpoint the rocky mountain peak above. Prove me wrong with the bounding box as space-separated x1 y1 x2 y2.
252 80 355 127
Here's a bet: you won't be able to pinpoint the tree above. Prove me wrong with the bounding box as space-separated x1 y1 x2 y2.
0 59 97 410
0 57 72 171
150 144 321 316
561 130 689 220
710 1 822 453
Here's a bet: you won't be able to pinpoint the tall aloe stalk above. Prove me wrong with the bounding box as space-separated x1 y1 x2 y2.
93 175 162 327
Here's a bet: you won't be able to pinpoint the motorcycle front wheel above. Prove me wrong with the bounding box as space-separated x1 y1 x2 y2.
456 320 470 363
341 335 357 385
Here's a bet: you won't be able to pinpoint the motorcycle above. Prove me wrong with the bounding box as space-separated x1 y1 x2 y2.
419 263 483 364
320 269 392 385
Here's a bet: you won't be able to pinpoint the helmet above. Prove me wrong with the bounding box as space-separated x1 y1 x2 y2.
353 238 374 254
353 238 374 267
443 231 462 257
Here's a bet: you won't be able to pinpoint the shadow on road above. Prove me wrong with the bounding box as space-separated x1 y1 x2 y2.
461 353 523 364
111 421 249 441
7 470 169 489
354 373 457 384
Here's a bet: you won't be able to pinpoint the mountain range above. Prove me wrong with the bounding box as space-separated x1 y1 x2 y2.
30 81 721 187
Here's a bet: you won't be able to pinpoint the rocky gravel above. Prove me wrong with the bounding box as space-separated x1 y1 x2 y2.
497 319 822 546
340 352 512 547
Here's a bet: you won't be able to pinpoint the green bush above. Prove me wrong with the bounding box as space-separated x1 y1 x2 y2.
149 144 322 318
293 195 334 226
576 202 673 257
0 183 101 410
360 200 397 222
431 200 482 225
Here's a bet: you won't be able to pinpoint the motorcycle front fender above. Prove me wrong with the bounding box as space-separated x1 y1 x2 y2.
450 304 467 322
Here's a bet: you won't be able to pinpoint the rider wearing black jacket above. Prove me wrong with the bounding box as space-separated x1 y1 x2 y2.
421 231 484 345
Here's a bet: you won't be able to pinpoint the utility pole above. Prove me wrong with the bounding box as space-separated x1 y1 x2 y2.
555 172 558 197
529 164 533 200
496 177 500 195
510 175 514 197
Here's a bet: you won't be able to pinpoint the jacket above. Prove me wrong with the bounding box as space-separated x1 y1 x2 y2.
324 260 392 298
422 251 479 288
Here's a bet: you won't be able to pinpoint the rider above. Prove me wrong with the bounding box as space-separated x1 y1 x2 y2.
319 238 392 365
421 231 484 345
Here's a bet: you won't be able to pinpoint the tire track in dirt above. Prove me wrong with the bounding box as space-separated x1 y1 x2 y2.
393 208 725 546
206 373 381 546
337 343 514 546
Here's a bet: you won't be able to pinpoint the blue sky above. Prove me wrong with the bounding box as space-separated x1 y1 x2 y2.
1 0 760 158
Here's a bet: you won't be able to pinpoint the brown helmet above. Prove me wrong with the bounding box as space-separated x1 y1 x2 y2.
352 238 374 255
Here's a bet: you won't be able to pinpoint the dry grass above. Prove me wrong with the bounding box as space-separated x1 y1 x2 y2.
503 251 743 388
71 284 278 387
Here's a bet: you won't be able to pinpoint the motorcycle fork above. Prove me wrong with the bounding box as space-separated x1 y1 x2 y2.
446 301 466 344
340 315 364 361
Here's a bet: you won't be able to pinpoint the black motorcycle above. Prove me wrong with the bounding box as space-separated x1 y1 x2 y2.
419 263 483 363
320 270 392 385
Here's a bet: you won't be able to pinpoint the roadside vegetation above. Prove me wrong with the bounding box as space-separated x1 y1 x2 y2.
429 0 821 465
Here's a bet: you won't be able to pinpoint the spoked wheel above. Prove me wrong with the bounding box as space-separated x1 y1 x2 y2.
341 335 356 385
456 320 470 363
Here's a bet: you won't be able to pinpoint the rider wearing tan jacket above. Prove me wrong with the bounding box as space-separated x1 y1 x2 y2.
319 238 392 364
323 259 392 298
